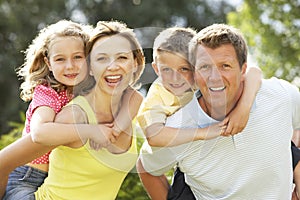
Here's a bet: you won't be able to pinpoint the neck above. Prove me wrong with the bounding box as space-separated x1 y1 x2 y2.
84 86 123 123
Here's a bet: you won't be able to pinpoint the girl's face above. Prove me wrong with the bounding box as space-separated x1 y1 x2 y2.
45 36 88 86
89 35 137 96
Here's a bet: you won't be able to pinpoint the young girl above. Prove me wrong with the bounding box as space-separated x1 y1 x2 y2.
1 20 141 200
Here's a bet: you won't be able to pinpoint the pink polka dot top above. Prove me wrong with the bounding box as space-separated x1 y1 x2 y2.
25 84 72 164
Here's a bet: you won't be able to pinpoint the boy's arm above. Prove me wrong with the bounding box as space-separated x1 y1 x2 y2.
113 88 143 135
222 66 262 135
146 122 224 147
0 134 55 198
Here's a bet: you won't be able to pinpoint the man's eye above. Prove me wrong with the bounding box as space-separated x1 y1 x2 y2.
162 67 171 72
179 67 191 72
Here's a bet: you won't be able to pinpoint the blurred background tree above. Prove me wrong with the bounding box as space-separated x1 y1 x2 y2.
0 0 299 199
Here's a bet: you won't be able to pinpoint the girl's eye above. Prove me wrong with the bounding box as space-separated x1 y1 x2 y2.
74 55 84 59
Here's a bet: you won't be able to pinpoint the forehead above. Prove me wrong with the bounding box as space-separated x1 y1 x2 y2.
195 44 237 64
92 35 133 54
48 36 84 54
156 51 190 67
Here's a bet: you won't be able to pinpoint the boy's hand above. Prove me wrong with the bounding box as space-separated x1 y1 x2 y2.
221 107 249 136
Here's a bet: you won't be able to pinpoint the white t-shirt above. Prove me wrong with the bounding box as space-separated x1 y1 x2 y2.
140 77 300 200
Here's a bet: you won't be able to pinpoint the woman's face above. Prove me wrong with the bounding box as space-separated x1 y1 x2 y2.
89 35 137 96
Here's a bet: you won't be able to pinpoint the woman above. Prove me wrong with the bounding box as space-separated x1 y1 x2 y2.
1 20 145 200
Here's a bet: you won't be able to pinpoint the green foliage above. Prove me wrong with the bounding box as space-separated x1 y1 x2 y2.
0 112 24 149
227 0 300 84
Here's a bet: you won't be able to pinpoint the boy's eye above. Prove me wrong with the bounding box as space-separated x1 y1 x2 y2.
179 67 191 72
197 64 210 70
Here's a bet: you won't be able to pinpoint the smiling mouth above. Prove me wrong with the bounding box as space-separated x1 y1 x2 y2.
105 75 122 84
170 83 185 88
64 73 78 79
209 86 226 92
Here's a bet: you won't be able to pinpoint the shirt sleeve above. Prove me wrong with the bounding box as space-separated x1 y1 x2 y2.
139 141 177 176
281 79 300 130
31 85 66 114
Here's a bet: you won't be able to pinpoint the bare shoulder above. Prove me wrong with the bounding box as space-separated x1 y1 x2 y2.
54 104 88 124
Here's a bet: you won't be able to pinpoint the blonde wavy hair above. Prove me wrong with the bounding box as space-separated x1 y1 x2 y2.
17 20 91 102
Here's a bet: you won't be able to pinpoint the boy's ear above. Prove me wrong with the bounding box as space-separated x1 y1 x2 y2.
152 62 159 76
44 57 52 71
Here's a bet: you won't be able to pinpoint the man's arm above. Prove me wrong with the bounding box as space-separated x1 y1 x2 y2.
136 158 169 200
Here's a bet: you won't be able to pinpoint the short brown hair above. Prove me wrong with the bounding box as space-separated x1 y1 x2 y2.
189 24 247 68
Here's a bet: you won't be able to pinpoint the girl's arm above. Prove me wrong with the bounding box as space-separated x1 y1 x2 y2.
145 122 225 147
0 134 55 198
30 106 116 147
221 66 262 135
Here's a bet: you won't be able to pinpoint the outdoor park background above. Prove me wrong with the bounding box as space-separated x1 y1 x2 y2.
0 0 299 199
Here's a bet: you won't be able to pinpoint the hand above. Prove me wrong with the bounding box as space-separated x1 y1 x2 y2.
221 107 249 136
89 123 117 150
205 123 227 139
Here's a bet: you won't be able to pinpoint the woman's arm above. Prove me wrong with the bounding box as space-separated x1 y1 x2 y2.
0 134 55 198
113 88 143 135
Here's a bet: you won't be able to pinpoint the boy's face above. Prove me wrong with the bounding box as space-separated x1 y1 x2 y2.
153 51 194 96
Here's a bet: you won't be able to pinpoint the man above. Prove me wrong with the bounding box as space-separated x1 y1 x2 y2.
137 23 300 199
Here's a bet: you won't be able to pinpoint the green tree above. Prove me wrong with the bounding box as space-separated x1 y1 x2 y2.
227 0 300 84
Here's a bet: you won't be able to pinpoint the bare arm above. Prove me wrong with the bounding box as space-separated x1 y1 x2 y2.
222 66 262 135
136 158 169 200
146 122 225 147
113 88 143 135
31 106 115 147
0 134 56 198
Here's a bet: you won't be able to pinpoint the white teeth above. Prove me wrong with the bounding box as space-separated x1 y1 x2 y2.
106 75 121 79
210 86 225 91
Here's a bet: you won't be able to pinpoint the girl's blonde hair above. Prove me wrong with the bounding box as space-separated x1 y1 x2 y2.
17 20 90 101
85 20 145 88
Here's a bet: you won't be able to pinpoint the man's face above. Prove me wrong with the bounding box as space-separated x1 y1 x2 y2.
194 44 246 116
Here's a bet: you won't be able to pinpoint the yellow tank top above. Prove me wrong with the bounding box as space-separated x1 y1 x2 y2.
35 96 138 200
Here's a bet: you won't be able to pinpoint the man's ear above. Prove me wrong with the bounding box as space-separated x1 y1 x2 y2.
44 57 52 71
241 62 247 81
152 62 159 76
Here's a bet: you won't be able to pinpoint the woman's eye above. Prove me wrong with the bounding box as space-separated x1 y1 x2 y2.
223 64 230 68
162 67 171 72
118 56 128 60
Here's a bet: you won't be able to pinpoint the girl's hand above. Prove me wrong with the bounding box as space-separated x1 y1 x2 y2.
89 123 117 150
